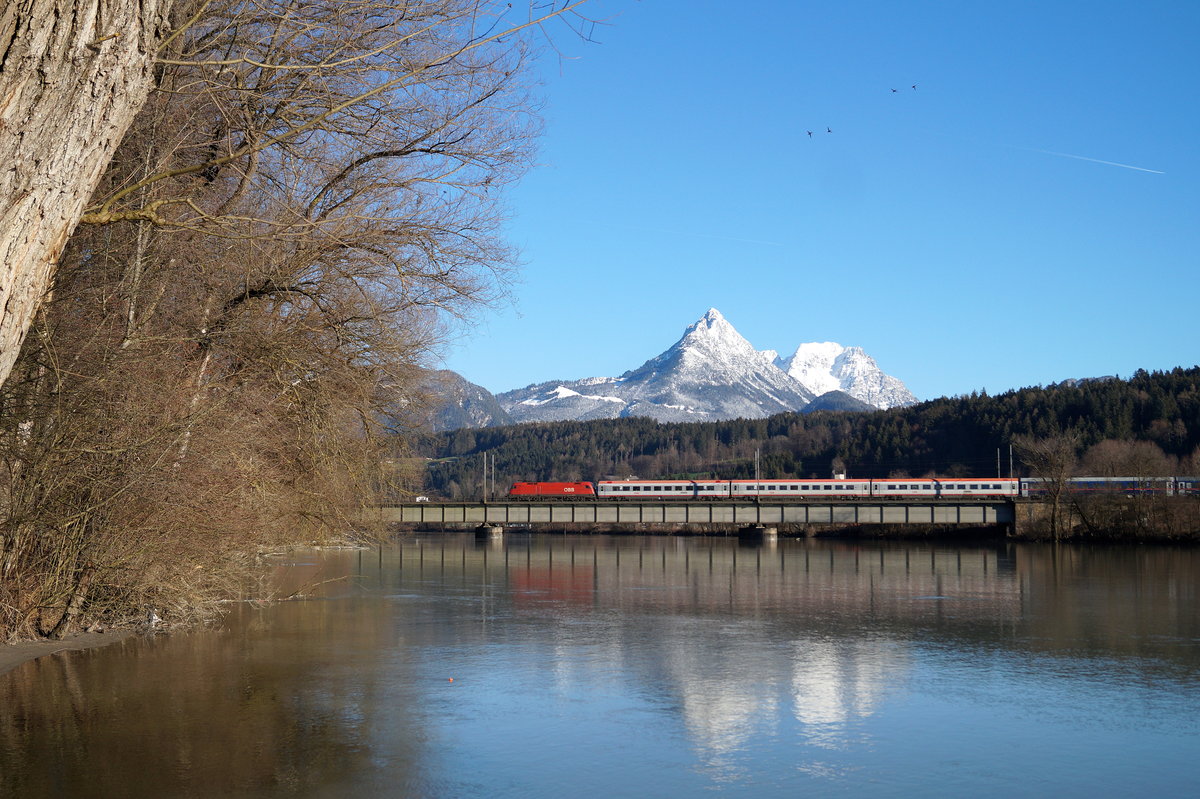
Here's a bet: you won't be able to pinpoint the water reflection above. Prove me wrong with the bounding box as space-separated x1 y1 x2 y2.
790 638 904 748
2 536 1198 798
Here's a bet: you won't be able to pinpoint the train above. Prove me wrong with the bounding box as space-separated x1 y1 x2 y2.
507 477 1200 500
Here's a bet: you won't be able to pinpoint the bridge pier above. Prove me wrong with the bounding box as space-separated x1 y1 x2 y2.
738 524 777 541
475 523 504 540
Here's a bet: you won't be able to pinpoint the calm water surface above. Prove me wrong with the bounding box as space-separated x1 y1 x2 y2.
2 535 1198 797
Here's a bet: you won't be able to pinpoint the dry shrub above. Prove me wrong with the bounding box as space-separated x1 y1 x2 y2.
0 0 599 640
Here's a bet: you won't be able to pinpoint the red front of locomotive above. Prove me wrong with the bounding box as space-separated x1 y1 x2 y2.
508 481 596 498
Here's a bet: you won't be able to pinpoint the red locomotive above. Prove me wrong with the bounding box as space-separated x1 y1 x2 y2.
508 481 596 498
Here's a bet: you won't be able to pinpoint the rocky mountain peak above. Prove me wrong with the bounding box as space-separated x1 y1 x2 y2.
778 341 917 410
467 309 920 428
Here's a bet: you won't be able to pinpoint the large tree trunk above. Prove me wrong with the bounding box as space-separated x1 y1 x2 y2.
0 0 173 386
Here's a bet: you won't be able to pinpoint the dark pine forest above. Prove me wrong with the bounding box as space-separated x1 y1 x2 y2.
418 368 1200 499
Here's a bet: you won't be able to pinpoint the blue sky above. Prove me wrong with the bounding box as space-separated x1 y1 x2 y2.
441 0 1199 402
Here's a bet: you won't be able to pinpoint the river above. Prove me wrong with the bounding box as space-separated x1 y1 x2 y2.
2 534 1198 797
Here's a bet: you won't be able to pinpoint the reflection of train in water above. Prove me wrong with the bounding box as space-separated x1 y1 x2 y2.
508 477 1200 500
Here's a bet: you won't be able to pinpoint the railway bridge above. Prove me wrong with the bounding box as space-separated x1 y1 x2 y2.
380 499 1015 533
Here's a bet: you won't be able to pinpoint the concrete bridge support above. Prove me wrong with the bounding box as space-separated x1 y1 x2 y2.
475 523 504 540
738 524 778 541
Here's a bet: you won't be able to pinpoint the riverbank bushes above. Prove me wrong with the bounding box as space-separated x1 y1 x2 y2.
0 2 592 641
1013 496 1200 541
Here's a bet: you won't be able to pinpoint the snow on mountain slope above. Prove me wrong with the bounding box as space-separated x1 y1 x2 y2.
489 308 917 425
499 309 816 423
778 342 917 410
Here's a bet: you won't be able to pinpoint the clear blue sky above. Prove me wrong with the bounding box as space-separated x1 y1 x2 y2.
441 0 1199 402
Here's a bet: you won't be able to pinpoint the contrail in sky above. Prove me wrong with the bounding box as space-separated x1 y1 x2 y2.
1020 146 1165 174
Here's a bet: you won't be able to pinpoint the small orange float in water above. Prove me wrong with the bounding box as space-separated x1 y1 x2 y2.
448 678 454 682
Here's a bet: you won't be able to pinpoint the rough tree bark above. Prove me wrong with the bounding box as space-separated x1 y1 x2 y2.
0 0 173 387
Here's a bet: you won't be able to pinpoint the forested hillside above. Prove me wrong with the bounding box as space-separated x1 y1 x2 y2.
420 368 1200 498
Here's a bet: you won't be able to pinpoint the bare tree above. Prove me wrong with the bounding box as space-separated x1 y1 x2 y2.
1079 439 1176 478
0 0 596 387
1014 433 1080 539
0 0 176 387
0 0 602 639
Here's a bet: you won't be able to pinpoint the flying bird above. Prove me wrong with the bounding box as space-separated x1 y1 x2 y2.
891 88 897 92
826 127 832 133
912 84 917 90
807 130 813 138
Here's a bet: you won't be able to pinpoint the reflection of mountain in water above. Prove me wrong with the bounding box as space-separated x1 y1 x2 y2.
6 538 1198 797
658 620 785 775
658 627 910 767
790 638 907 748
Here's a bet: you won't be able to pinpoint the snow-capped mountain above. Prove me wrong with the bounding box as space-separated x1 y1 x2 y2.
495 309 915 425
777 343 917 410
